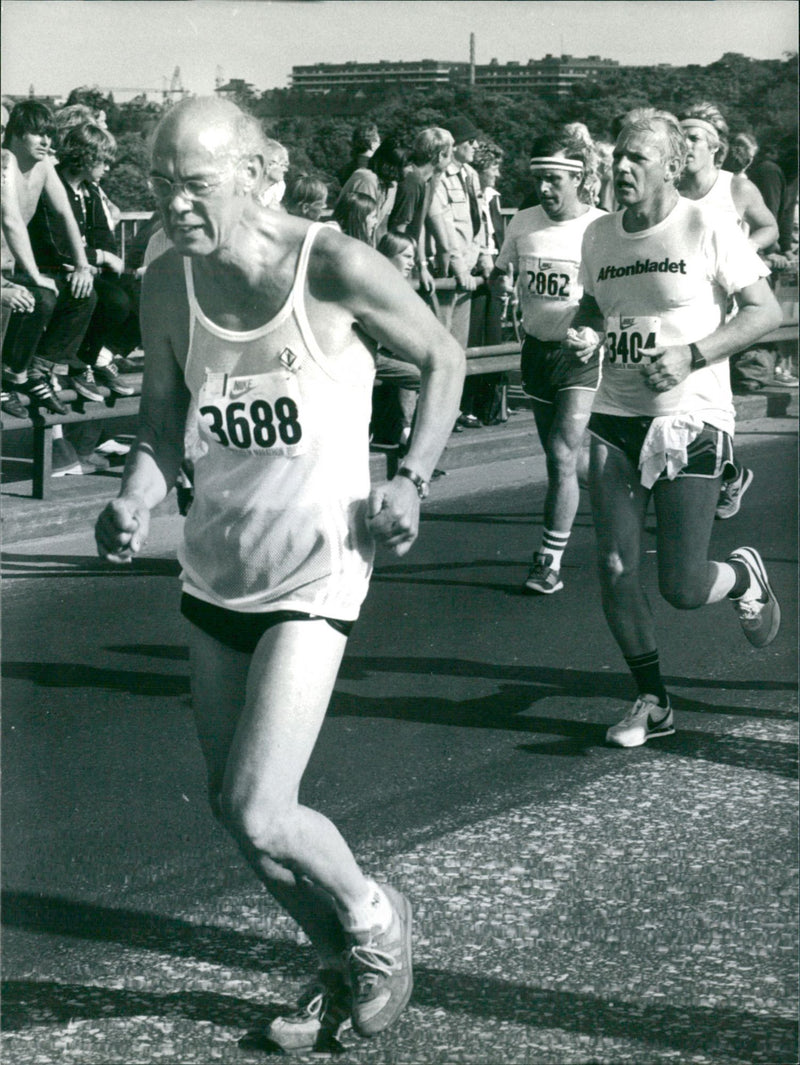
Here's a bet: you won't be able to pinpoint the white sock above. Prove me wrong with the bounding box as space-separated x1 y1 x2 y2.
538 529 570 573
705 561 737 604
336 881 393 933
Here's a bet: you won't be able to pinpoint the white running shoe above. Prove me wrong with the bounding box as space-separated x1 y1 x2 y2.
606 694 674 748
728 546 781 648
716 465 754 520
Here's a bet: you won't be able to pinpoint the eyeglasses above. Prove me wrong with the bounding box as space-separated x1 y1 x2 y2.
147 171 232 201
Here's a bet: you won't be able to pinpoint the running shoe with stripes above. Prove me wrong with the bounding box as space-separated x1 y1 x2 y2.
606 694 674 748
727 546 781 648
14 373 67 415
345 884 413 1038
265 969 351 1053
523 553 564 595
715 465 754 520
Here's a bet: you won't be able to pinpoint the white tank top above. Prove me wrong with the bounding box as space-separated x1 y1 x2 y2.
696 169 749 235
179 222 376 619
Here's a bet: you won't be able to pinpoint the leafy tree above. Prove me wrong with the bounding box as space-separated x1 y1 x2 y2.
103 132 153 212
97 54 798 211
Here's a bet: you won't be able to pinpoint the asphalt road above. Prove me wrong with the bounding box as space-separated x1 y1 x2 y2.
1 419 798 1065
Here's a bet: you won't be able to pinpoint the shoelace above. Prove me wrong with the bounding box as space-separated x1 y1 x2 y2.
736 593 764 618
618 697 653 726
292 989 325 1021
348 943 396 979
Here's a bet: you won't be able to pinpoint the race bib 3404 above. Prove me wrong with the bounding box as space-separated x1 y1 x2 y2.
605 315 661 369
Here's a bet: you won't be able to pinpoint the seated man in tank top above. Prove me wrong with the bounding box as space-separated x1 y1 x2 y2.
95 97 464 1053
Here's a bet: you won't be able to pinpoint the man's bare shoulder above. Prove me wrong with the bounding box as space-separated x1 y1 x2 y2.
1 148 19 176
143 247 187 292
141 249 189 321
307 225 393 302
731 171 763 203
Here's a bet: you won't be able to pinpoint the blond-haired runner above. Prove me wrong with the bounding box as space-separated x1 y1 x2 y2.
564 108 782 748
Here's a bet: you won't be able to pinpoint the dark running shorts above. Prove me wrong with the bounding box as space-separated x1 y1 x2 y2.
588 412 735 481
521 334 602 404
181 593 354 655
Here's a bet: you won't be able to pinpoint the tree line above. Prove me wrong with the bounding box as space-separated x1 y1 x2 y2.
73 51 796 213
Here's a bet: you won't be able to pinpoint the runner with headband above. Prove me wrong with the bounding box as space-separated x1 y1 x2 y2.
676 102 779 522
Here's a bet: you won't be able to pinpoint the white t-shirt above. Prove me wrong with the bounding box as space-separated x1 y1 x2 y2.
580 196 769 430
495 205 604 340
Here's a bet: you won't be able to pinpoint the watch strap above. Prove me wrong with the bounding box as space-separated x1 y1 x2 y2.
396 466 429 499
689 342 707 370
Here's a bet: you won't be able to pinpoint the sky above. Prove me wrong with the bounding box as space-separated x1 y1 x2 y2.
1 0 797 100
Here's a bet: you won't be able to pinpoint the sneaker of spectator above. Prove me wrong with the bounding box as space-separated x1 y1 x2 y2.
1 389 28 419
67 366 105 403
92 361 135 396
113 350 144 373
11 372 68 415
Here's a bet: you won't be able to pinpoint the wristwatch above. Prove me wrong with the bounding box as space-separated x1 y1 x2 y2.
689 342 707 370
396 466 429 499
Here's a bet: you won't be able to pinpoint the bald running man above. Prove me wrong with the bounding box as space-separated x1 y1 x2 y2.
95 98 464 1051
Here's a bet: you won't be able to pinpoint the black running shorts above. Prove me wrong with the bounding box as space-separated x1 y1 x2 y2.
181 593 354 654
521 334 602 404
588 413 735 481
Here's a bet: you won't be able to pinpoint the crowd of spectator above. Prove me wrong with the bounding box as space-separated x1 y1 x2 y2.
1 95 797 478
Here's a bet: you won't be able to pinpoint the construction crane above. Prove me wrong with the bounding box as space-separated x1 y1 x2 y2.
162 67 187 106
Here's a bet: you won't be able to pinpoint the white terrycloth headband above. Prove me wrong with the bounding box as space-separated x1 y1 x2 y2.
680 118 721 141
529 156 584 173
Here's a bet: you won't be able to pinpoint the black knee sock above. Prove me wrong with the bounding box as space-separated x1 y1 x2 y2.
624 649 668 707
727 559 750 599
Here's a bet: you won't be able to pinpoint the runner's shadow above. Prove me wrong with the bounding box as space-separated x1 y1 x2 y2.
0 891 306 977
2 963 794 1062
1 661 189 698
1 552 180 578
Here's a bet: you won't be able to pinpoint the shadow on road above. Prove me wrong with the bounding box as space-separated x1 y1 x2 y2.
1 552 181 579
2 654 796 777
1 892 796 1062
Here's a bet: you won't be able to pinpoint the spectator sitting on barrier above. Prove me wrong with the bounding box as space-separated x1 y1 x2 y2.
55 104 121 234
371 231 422 448
1 100 96 418
331 189 380 246
2 108 37 418
337 121 380 186
338 135 407 244
283 171 329 221
256 138 289 209
28 121 138 400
